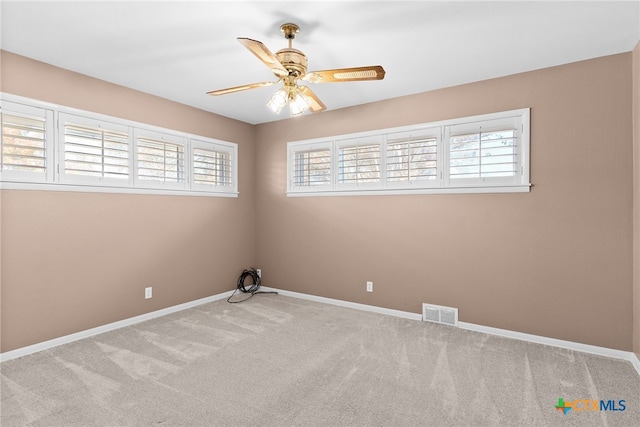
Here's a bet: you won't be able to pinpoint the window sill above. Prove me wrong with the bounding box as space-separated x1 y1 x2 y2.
0 180 239 198
286 184 531 197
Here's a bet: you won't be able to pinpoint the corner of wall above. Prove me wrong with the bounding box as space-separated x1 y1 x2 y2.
633 40 640 359
0 52 258 353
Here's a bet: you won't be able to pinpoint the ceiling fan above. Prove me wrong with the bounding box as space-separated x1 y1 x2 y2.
207 23 386 117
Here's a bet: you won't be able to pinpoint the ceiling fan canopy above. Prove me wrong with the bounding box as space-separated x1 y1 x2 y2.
207 23 386 117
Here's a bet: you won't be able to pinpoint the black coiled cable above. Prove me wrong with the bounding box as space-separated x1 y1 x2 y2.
227 267 277 303
237 268 261 293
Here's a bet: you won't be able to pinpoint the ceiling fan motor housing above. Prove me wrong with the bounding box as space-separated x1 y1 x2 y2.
275 48 308 78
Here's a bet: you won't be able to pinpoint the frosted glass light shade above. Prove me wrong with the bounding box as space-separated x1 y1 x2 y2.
267 88 288 114
288 89 311 116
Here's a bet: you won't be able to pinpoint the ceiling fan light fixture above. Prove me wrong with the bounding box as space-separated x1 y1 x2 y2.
267 85 310 116
288 87 311 116
266 87 288 114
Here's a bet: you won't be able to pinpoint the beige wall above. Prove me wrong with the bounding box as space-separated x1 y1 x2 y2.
633 41 640 359
1 49 637 355
255 53 634 351
0 52 256 352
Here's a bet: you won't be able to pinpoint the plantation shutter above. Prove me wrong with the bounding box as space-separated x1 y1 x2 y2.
337 137 382 186
193 146 232 187
287 141 332 192
61 115 129 182
386 130 438 184
1 111 47 175
293 149 331 187
447 116 521 184
137 136 185 185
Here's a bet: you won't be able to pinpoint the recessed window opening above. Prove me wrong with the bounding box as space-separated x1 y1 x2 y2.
1 94 238 197
287 108 530 196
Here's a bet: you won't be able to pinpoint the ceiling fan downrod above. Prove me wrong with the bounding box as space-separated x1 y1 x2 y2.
280 23 299 49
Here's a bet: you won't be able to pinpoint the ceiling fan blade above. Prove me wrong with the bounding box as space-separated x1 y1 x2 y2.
237 38 289 78
303 65 386 83
207 81 277 96
299 86 326 113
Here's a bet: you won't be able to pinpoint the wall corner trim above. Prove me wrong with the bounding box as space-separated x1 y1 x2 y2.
0 290 234 362
633 353 640 376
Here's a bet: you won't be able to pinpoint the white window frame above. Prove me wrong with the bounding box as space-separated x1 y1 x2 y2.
191 138 238 194
384 127 442 190
134 128 187 191
0 93 239 198
287 108 530 196
58 113 132 188
335 135 384 190
288 140 333 193
444 115 524 188
0 100 55 183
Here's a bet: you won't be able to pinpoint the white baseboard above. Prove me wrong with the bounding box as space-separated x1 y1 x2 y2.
0 290 234 363
261 286 640 377
3 286 640 379
260 286 423 321
457 322 640 376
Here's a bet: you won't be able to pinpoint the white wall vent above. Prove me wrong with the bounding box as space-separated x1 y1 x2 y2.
422 303 459 327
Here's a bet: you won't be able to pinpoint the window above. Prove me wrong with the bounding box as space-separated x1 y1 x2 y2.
192 140 235 190
337 137 382 187
288 142 332 190
446 116 522 186
2 114 46 173
449 131 516 179
1 101 53 182
60 114 130 185
1 93 238 197
136 131 186 188
386 129 439 186
287 108 530 196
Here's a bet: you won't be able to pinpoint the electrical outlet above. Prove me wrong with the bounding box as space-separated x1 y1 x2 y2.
145 287 152 299
366 281 373 292
256 269 261 278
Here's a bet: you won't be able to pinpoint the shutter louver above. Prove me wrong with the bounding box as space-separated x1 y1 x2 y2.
338 143 381 184
293 149 331 187
450 129 517 180
193 147 232 187
1 112 47 173
137 137 185 183
64 123 129 179
387 135 438 182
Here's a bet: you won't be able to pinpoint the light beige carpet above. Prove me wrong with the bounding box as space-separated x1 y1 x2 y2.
1 294 639 426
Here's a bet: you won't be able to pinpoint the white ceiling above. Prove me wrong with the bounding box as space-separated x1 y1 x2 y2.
1 1 639 125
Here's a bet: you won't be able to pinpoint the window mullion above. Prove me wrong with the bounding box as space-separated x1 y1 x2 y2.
129 128 135 187
406 139 411 183
442 126 450 187
479 128 483 181
101 130 105 179
330 140 336 191
380 135 388 187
